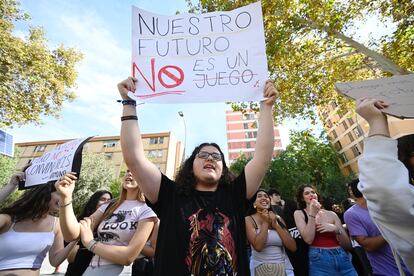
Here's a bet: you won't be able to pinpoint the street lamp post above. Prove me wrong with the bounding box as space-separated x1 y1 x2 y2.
178 111 187 163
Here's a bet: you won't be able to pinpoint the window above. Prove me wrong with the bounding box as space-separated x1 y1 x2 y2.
33 145 46 152
353 126 364 138
103 141 116 148
326 119 333 128
347 117 354 126
351 145 361 157
243 113 255 120
147 150 163 158
334 141 342 151
246 142 251 148
342 120 348 130
243 123 249 129
340 153 348 164
331 130 337 139
347 132 354 142
330 101 338 109
149 137 165 144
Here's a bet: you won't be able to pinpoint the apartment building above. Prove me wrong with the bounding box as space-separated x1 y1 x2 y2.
319 102 414 176
226 110 283 164
15 132 182 179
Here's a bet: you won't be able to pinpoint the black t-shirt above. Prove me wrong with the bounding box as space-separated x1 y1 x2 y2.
147 170 249 276
282 209 309 276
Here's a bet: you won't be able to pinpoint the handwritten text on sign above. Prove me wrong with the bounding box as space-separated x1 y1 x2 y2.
130 2 268 103
24 137 91 188
335 74 414 119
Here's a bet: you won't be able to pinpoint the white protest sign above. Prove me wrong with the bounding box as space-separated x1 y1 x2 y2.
335 74 414 119
21 137 92 189
130 1 268 103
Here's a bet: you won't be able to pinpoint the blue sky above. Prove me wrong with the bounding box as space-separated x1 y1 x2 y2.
6 0 300 158
6 0 389 158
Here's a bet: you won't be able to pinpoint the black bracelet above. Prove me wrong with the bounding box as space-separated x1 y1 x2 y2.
117 99 137 106
121 115 138 121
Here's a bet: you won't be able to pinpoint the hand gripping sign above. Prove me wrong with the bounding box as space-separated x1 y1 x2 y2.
20 137 92 189
130 1 268 103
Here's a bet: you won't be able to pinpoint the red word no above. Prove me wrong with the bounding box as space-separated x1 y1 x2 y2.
132 58 184 92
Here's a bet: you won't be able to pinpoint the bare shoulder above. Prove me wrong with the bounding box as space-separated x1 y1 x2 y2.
0 214 12 233
294 210 304 218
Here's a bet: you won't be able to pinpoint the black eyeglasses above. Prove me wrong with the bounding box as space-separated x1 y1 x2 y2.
197 151 222 161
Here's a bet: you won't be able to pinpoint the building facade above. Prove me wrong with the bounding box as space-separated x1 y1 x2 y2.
226 110 283 163
15 132 182 179
319 102 414 176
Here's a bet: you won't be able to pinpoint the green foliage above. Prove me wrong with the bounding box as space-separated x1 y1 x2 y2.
72 152 116 215
191 0 412 122
109 178 122 199
0 0 82 127
230 130 351 202
0 148 23 207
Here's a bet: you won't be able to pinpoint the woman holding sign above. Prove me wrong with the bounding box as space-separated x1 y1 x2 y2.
117 76 276 276
0 181 75 276
56 170 156 276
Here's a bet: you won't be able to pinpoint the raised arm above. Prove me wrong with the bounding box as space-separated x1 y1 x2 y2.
118 77 161 204
55 172 81 241
245 81 276 199
356 98 414 272
0 172 21 203
0 164 30 204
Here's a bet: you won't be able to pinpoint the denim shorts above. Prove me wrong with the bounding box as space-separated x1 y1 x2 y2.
308 247 357 276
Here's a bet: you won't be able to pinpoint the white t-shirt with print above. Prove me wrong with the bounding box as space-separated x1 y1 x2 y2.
90 200 156 267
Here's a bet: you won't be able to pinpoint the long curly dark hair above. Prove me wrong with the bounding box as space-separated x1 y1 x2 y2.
0 182 57 222
175 142 234 195
295 184 319 210
77 190 113 221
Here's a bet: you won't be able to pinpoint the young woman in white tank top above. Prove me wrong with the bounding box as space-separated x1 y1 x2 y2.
0 172 76 276
56 170 157 276
245 189 297 276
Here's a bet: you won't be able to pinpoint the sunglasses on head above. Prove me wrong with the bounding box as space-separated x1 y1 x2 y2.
197 151 222 161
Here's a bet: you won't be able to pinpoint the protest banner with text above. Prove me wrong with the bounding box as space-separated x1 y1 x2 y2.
20 137 92 189
336 74 414 119
130 1 268 103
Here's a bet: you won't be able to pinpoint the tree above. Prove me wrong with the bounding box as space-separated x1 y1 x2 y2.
230 130 350 202
0 0 82 127
72 152 116 215
0 149 22 207
187 0 412 122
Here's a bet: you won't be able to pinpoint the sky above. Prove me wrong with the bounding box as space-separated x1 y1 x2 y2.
6 0 310 159
6 0 389 159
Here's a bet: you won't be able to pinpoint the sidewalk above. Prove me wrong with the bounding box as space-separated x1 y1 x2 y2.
40 257 132 275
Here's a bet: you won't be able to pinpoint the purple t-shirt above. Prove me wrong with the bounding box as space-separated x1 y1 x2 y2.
344 204 412 276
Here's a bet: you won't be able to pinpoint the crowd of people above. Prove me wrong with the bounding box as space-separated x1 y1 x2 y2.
0 78 413 276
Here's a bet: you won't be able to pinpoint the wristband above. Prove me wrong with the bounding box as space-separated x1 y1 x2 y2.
86 240 97 251
118 99 136 106
58 200 72 208
121 115 138 121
